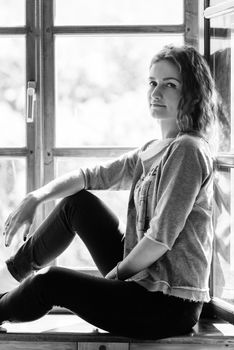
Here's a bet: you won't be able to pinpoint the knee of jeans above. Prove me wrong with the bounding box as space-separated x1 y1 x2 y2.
33 266 52 287
33 266 58 296
36 266 53 277
61 190 91 210
22 267 56 313
35 265 62 280
62 190 101 218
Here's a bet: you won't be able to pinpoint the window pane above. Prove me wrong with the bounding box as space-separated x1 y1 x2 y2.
0 0 25 26
213 168 234 305
55 157 129 268
55 0 183 25
210 0 223 6
0 158 26 260
0 37 26 147
55 35 184 147
210 14 232 152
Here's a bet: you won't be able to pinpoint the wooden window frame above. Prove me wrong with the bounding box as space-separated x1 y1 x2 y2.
2 0 234 324
0 0 201 281
0 0 38 193
41 0 198 215
204 0 234 325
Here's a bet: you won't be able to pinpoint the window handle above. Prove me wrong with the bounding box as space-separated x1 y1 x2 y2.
26 81 36 123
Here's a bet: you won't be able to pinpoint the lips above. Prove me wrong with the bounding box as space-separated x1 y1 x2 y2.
151 103 166 108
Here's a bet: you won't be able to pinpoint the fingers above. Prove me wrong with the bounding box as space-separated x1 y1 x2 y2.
105 266 118 280
4 221 19 247
3 215 12 236
4 221 31 247
2 197 35 246
2 223 8 236
22 222 31 242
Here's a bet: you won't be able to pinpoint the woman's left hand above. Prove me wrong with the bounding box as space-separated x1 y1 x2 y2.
105 266 118 280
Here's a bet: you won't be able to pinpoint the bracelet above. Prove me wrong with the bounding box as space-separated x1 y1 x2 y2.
116 261 122 280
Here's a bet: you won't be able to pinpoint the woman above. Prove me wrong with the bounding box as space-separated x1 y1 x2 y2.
0 44 216 339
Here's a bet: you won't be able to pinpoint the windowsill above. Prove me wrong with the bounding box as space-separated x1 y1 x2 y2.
0 315 234 346
210 297 234 325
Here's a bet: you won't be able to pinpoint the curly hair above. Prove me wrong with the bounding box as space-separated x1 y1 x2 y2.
150 45 217 137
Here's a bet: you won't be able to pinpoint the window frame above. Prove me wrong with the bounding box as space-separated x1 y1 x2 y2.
204 0 234 324
0 0 200 276
41 0 198 214
0 0 45 228
40 0 198 275
0 0 37 193
2 0 234 323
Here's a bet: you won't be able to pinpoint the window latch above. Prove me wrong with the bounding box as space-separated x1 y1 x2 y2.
26 81 36 123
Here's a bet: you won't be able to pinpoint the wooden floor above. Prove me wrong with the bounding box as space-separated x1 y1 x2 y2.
0 315 234 349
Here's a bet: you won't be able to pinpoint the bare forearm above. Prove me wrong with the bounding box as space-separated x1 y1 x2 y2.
32 169 85 205
4 169 85 246
106 236 168 280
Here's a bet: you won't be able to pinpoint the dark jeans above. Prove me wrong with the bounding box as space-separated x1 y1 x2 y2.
0 190 203 339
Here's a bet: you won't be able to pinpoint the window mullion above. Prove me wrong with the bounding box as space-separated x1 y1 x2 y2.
41 0 55 216
26 0 37 194
184 0 199 48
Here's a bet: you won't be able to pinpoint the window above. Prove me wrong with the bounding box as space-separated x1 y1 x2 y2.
0 0 198 270
204 0 234 322
52 0 188 269
0 0 30 260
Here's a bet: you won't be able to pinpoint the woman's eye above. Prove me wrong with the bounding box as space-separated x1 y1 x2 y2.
166 82 176 88
149 81 157 87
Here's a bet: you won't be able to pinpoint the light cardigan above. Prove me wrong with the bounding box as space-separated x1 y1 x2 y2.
82 132 214 302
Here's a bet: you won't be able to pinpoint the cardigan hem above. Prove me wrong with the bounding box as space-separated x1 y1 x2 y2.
135 280 210 303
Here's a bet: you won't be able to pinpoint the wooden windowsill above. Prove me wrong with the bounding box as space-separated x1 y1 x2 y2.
0 315 234 348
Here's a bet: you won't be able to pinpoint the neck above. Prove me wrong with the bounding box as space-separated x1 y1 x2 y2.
158 120 179 139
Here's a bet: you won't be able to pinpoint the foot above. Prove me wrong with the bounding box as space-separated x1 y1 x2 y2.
0 263 20 294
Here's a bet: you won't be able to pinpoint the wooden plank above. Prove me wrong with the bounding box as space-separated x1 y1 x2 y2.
0 148 28 156
53 25 184 35
29 0 44 228
210 28 230 38
42 0 55 182
210 298 234 325
0 316 234 346
131 344 234 350
0 341 76 350
79 343 128 350
26 0 37 193
53 147 134 158
41 0 56 218
0 27 27 35
184 0 199 48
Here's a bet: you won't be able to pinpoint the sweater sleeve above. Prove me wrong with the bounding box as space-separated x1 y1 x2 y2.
145 137 211 249
82 147 140 191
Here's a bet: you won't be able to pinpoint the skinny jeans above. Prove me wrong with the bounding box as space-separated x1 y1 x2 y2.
0 190 203 339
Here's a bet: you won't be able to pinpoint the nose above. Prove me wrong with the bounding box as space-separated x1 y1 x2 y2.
151 84 162 100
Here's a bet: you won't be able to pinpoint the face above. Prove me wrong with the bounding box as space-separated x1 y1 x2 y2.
148 60 182 123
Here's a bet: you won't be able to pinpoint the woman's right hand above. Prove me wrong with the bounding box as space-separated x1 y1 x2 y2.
3 192 39 247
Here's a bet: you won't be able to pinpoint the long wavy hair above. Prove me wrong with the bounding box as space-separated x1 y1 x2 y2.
150 45 218 138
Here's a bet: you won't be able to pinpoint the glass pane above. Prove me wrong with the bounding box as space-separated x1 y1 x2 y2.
213 168 234 305
0 0 25 26
55 35 184 147
0 158 26 259
55 0 183 25
210 13 232 152
0 37 26 147
210 0 223 6
55 157 129 268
